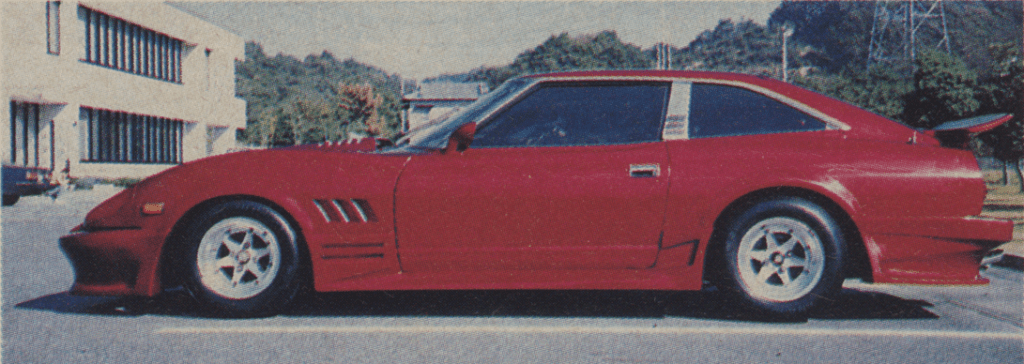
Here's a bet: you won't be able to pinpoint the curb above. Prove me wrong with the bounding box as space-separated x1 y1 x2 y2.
993 254 1024 271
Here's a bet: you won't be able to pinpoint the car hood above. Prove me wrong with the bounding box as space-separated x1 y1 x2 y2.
81 147 412 231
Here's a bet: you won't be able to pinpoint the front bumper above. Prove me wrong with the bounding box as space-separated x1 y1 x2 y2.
860 216 1014 285
59 228 166 297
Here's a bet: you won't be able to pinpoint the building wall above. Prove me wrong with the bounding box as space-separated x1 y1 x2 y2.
402 81 488 131
406 100 475 131
1 2 245 179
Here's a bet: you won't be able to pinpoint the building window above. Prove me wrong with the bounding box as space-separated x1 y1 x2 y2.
46 2 60 55
81 6 183 83
9 101 44 167
80 107 184 164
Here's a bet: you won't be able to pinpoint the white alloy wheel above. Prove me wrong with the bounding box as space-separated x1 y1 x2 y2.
196 217 282 300
735 216 826 303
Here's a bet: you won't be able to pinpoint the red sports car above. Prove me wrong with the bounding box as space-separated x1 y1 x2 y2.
60 70 1014 317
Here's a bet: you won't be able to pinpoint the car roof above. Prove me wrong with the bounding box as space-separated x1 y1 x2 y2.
525 69 760 81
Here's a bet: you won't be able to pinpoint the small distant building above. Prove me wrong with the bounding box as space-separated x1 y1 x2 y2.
2 2 246 179
402 81 488 131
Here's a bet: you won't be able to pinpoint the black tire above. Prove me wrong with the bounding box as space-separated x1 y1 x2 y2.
2 194 20 206
717 197 845 317
180 200 302 317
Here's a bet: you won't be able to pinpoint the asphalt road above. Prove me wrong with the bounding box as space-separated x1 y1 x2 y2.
3 188 1022 363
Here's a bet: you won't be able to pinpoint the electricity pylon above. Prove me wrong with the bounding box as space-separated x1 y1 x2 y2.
867 0 951 72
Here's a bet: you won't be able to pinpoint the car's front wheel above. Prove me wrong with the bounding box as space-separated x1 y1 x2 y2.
180 200 302 317
718 197 845 317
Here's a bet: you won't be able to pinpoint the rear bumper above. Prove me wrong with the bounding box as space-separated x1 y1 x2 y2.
3 181 57 196
860 216 1014 285
59 228 165 297
2 166 56 196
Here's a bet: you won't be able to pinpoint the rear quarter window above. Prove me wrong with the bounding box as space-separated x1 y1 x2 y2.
689 84 826 138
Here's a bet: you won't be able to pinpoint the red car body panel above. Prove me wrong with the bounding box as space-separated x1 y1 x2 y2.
395 143 667 272
63 149 410 295
59 70 1014 298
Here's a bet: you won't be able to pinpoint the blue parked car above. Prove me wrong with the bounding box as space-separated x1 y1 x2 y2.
2 165 57 206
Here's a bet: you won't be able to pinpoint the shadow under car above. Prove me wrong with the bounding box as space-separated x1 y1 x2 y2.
16 287 938 322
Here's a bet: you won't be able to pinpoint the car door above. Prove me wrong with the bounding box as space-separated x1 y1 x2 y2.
395 81 671 272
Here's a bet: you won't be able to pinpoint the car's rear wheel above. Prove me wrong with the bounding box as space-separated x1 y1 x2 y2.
181 200 301 317
718 197 845 317
2 194 20 206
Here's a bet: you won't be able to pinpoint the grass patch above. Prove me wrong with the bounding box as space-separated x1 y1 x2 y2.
67 177 144 189
68 177 94 190
110 177 143 188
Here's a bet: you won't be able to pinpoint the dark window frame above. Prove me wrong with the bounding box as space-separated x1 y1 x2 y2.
9 101 43 167
46 1 61 55
79 6 183 84
79 107 185 164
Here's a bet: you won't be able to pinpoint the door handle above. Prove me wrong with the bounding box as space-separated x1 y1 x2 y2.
629 164 660 178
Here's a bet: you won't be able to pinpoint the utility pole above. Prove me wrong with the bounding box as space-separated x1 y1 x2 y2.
399 76 406 132
867 0 951 73
782 25 793 82
654 43 672 70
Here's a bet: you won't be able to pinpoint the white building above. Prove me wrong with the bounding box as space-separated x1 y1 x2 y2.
2 2 245 179
403 81 488 131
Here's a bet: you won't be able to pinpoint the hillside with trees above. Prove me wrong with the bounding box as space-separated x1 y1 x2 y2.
235 43 405 146
446 31 652 90
769 1 1022 75
235 1 1021 174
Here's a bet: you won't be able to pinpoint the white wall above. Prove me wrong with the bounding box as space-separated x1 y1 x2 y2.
406 100 475 131
1 2 246 179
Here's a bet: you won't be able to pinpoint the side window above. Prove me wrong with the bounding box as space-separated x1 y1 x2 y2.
472 82 668 148
689 84 826 138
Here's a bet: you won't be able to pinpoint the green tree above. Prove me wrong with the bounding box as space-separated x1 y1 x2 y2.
977 42 1024 189
337 83 384 137
769 1 875 73
851 66 912 121
769 1 1022 76
668 19 825 81
465 31 652 89
902 50 979 129
235 42 405 146
677 19 779 75
793 66 911 121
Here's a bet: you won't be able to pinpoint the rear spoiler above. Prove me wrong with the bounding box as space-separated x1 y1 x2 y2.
921 113 1013 149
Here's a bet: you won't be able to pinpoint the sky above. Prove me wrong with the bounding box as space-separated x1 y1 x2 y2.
170 1 781 80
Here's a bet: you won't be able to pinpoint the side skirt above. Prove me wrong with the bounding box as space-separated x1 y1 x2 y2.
315 268 702 292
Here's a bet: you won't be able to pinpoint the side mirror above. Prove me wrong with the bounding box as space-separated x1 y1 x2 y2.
444 122 476 153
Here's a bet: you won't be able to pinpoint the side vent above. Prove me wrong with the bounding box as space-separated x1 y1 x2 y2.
314 199 377 223
331 199 352 222
312 200 333 222
350 199 376 222
322 242 385 260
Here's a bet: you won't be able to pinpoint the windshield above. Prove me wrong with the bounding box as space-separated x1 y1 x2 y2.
396 78 535 149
